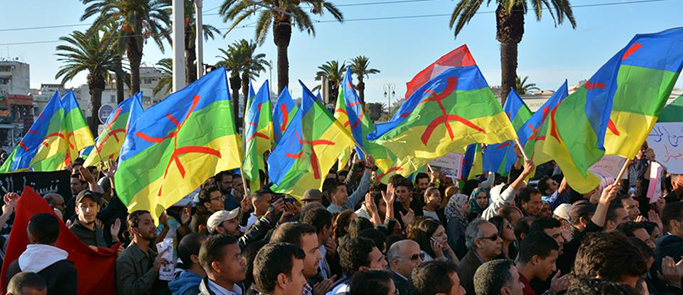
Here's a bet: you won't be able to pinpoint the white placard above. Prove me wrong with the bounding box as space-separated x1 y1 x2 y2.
156 238 175 281
428 153 464 179
647 122 683 173
647 162 663 204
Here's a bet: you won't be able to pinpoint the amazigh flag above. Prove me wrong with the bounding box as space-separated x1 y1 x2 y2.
273 87 298 145
0 187 119 295
461 143 483 180
243 80 273 191
482 89 531 175
83 93 144 168
61 90 95 165
267 81 355 198
0 92 68 172
244 81 257 125
405 45 476 99
368 65 518 177
543 28 683 193
115 67 242 219
519 81 569 167
603 28 683 159
658 94 683 122
334 67 374 169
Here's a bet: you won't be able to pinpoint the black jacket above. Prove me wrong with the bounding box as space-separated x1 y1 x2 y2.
391 271 415 295
5 258 77 295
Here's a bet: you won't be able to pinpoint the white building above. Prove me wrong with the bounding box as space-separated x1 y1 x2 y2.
31 83 67 119
0 61 30 96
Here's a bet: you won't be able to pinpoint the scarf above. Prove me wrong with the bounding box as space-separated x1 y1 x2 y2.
445 194 468 226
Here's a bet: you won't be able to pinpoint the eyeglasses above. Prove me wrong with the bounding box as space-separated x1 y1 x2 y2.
479 233 500 241
211 196 226 202
405 253 425 261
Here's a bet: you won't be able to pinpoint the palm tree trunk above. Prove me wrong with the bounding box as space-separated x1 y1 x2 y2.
127 38 143 95
185 25 197 84
496 4 525 106
241 71 249 123
230 74 242 129
273 18 292 94
357 78 366 105
114 59 125 104
88 74 106 137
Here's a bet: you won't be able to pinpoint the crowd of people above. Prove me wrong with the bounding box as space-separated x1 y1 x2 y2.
0 143 682 295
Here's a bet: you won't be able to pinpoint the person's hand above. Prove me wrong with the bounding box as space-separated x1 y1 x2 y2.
279 202 298 222
271 198 285 215
324 237 337 256
364 193 378 215
599 183 620 205
313 275 338 295
382 183 395 205
1 192 18 217
364 155 375 170
116 245 124 257
430 238 444 258
181 206 192 226
95 219 104 230
79 166 96 184
522 159 535 176
399 209 415 226
159 211 169 228
110 218 121 240
549 271 571 294
153 248 170 272
648 210 663 231
659 256 683 287
65 219 73 227
104 159 118 179
635 215 647 223
241 194 251 213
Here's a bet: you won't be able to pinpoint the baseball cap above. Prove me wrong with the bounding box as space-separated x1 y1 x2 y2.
207 208 240 233
75 190 101 205
553 203 572 221
301 189 323 202
569 200 596 222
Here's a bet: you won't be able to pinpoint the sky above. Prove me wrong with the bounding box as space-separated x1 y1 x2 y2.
1 0 682 105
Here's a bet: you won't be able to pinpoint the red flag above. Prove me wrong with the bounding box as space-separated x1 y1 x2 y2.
405 45 477 99
0 186 119 295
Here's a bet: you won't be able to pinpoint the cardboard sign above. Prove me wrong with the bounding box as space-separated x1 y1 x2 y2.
647 162 663 203
0 170 72 199
647 122 683 173
428 153 464 179
588 155 627 181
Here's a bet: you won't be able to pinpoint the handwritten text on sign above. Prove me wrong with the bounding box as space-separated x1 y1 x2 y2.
647 122 683 174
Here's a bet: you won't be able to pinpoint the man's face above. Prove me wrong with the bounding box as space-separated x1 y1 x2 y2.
416 178 429 191
252 194 273 215
332 185 349 206
49 195 65 213
232 177 243 192
621 197 640 220
70 177 86 195
134 213 157 241
545 178 559 194
282 258 307 295
394 241 422 278
300 233 322 278
367 247 388 270
76 196 100 225
219 175 233 191
216 243 247 283
477 222 502 260
447 272 466 295
543 227 565 255
536 250 559 281
613 208 630 228
633 228 656 250
523 193 542 216
219 218 242 237
506 265 525 295
395 186 412 204
206 191 225 212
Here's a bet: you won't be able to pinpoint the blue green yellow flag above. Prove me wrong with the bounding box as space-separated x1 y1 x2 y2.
482 89 531 175
273 87 298 145
243 80 273 191
61 91 94 165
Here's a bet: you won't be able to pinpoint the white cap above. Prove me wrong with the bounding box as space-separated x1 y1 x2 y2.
207 208 241 233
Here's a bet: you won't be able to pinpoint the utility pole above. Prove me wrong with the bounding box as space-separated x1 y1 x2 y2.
172 0 186 92
195 0 204 79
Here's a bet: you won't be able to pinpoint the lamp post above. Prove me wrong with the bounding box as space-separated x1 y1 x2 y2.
383 83 396 114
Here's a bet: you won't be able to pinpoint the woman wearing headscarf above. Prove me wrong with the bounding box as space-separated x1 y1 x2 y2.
445 193 470 259
468 188 489 221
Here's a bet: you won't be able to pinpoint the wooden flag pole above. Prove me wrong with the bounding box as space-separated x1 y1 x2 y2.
615 159 631 184
514 139 529 161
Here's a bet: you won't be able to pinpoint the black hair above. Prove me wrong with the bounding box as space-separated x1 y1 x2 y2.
177 233 206 268
415 173 429 183
474 259 516 295
565 277 639 295
662 202 683 233
462 179 480 197
302 208 333 234
270 222 317 248
517 232 559 264
519 187 541 204
28 213 60 244
615 221 647 238
537 176 552 195
488 216 507 239
348 217 373 239
605 202 625 224
349 270 393 295
253 243 306 294
358 228 387 253
627 237 653 259
573 232 647 282
408 218 443 259
340 237 376 276
214 170 233 182
199 234 239 274
411 260 459 295
243 239 268 289
126 210 150 233
7 272 46 294
514 216 535 242
200 186 220 204
190 211 211 234
529 217 562 234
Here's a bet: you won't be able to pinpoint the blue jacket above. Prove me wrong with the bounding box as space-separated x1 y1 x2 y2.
169 270 203 295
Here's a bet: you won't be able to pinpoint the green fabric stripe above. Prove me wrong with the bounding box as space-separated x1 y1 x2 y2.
511 107 532 131
658 94 683 122
116 100 236 201
304 100 335 140
612 65 679 116
65 108 89 129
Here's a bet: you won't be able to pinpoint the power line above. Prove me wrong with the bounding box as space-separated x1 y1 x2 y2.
0 0 672 45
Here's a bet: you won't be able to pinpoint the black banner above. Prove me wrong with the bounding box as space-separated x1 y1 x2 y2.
0 170 72 199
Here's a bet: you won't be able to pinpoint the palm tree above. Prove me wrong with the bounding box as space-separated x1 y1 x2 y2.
153 58 173 97
55 30 121 136
219 0 344 94
216 45 243 127
314 60 345 103
234 40 269 109
450 0 575 104
81 0 171 95
95 21 128 103
175 0 221 84
350 56 380 104
515 76 540 95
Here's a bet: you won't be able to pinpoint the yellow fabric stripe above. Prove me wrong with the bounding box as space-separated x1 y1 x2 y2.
543 132 600 194
604 111 657 159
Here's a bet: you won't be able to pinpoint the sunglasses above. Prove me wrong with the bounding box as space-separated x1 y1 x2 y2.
406 252 425 261
479 233 500 241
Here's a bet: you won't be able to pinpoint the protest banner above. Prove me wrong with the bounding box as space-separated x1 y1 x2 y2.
647 122 683 174
0 170 72 198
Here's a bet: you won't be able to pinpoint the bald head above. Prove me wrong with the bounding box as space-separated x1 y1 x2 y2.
387 240 422 277
43 193 65 213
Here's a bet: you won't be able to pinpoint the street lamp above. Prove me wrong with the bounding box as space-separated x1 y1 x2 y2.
383 83 396 113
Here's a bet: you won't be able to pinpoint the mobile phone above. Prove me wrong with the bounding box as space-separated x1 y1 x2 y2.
284 197 296 204
272 194 285 202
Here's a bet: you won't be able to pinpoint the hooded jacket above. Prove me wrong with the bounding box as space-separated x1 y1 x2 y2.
5 244 77 295
169 270 203 295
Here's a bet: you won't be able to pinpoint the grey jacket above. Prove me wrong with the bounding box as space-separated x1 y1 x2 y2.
116 242 164 295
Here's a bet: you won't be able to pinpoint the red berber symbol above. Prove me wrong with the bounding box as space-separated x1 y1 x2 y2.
246 103 270 142
419 77 485 145
136 95 222 196
97 106 127 154
284 132 335 180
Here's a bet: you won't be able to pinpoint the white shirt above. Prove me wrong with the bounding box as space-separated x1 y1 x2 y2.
208 279 242 295
319 244 330 280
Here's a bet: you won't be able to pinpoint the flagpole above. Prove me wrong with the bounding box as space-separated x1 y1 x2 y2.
514 139 529 161
614 159 631 184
